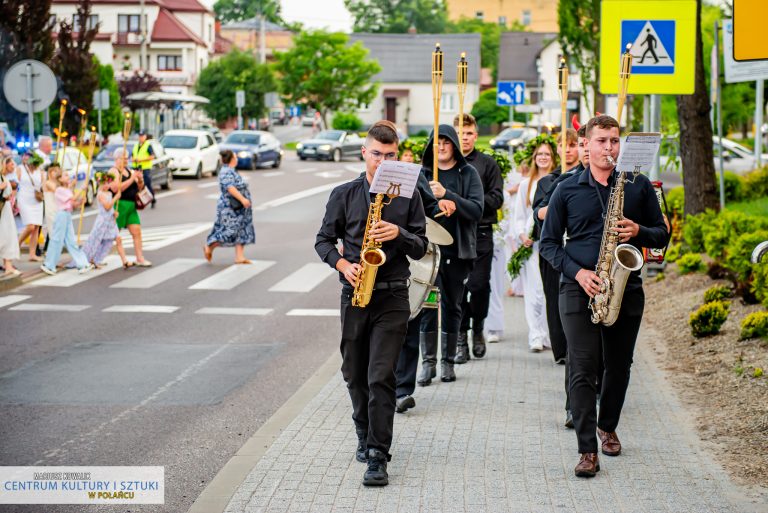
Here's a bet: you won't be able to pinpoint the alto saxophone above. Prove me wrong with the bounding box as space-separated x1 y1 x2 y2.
588 157 644 326
352 184 400 308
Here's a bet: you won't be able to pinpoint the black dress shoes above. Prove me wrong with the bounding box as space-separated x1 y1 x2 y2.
363 449 388 486
471 332 486 358
395 395 416 413
355 429 367 462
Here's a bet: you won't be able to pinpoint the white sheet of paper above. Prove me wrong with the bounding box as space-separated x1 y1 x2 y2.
616 132 662 173
369 160 421 199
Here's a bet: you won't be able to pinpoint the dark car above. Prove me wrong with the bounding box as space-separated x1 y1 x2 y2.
489 127 538 152
219 130 283 170
296 130 364 162
92 140 174 190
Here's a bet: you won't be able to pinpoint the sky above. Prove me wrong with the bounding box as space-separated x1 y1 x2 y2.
281 0 353 33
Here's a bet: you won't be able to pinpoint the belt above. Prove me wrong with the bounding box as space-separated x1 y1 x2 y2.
373 280 408 290
478 224 494 230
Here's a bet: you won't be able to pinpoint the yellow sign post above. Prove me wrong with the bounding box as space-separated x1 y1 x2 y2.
600 0 696 95
733 0 768 61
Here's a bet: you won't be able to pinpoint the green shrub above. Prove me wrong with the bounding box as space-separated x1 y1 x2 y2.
331 112 362 131
665 242 682 262
689 300 730 337
739 311 768 340
665 186 685 218
700 211 768 260
682 210 717 253
752 263 768 308
703 284 733 303
741 167 768 200
715 171 744 202
677 253 704 274
724 230 768 283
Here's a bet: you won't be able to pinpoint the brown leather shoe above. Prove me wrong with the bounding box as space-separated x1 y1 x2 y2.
597 428 622 456
574 453 600 477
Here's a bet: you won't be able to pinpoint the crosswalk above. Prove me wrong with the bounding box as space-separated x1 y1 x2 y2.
4 258 341 317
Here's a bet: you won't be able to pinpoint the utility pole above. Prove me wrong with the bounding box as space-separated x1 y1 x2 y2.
259 1 266 64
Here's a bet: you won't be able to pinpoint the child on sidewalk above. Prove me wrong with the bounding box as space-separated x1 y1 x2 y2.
81 170 129 267
41 170 92 275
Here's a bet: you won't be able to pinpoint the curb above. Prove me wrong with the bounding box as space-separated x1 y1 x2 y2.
187 350 341 513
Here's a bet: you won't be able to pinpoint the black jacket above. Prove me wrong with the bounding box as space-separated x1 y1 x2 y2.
464 149 504 226
532 162 585 239
421 124 484 259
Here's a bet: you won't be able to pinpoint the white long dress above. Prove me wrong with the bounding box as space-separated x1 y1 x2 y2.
504 169 525 296
17 166 44 226
484 177 516 336
0 175 20 260
512 176 550 349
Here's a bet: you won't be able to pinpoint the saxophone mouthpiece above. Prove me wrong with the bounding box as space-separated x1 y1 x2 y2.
606 155 617 167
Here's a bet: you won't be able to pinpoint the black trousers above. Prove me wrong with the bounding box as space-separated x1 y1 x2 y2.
559 283 644 453
421 257 473 334
460 227 494 333
395 313 423 398
340 286 410 458
540 257 568 361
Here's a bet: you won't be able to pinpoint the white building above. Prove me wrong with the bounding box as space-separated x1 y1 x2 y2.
50 0 215 95
348 33 482 135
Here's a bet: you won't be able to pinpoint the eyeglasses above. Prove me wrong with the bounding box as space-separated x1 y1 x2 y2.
367 150 398 160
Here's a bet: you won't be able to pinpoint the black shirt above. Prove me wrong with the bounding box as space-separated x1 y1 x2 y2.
120 169 139 202
464 149 504 226
539 168 670 290
532 163 585 238
315 173 428 286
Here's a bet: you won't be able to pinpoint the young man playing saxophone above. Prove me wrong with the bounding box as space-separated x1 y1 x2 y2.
315 121 428 486
539 115 669 477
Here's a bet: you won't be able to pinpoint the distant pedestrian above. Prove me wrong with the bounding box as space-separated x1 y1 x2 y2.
82 169 129 268
41 166 91 275
115 149 151 267
16 152 45 262
0 156 21 276
204 150 255 264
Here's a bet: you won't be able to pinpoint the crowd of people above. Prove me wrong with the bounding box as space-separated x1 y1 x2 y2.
316 114 670 486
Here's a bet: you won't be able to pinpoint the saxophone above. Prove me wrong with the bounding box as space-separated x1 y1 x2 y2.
588 157 644 326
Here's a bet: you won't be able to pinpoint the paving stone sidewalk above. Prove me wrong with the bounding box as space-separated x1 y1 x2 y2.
224 296 754 513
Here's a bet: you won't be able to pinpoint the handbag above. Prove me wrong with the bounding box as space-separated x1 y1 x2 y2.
25 166 43 202
135 186 154 210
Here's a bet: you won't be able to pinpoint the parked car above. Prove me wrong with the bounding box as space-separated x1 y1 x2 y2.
197 123 223 143
59 146 96 206
160 129 221 179
219 130 283 170
92 140 173 190
296 130 364 162
489 127 538 152
660 136 768 174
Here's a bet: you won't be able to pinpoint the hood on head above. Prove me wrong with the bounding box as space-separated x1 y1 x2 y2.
422 124 467 170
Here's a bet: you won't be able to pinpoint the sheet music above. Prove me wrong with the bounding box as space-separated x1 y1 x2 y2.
616 132 661 173
369 160 421 199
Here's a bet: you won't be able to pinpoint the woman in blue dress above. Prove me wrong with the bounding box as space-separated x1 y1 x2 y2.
204 150 255 264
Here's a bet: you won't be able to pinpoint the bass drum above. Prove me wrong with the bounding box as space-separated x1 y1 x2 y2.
407 242 441 320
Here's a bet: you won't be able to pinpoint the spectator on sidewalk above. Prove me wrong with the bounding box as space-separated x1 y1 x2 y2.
115 149 151 267
204 150 255 264
0 156 21 276
16 152 45 262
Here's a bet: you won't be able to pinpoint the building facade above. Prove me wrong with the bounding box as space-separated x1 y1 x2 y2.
445 0 558 32
219 18 293 60
50 0 215 94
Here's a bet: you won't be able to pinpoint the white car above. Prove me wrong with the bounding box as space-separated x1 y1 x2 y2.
160 129 221 179
661 136 768 174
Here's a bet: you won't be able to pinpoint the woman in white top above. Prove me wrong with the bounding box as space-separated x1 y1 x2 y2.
0 156 21 275
512 140 556 352
16 153 45 261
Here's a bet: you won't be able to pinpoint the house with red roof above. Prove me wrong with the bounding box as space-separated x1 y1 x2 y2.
51 0 215 94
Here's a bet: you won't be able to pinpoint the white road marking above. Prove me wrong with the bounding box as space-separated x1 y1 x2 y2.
29 255 123 287
103 305 179 313
9 303 90 312
260 171 284 177
0 295 32 309
197 181 220 188
285 309 339 317
205 193 218 200
268 263 335 293
295 167 318 174
188 261 276 290
254 181 347 211
314 171 343 178
195 307 273 316
110 258 205 289
120 223 211 251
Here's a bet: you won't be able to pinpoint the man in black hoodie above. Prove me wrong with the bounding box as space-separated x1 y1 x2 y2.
417 124 484 385
454 114 504 363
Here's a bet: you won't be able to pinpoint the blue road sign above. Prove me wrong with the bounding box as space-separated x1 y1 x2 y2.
622 20 676 75
497 81 526 106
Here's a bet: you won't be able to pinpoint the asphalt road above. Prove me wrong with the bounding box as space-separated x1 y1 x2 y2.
0 152 367 512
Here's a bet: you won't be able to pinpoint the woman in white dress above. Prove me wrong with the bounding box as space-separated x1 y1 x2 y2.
16 153 45 261
512 140 556 352
0 156 21 275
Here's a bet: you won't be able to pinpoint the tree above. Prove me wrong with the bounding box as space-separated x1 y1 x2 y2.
195 49 276 124
345 0 448 34
273 30 381 127
677 0 719 215
50 0 99 135
0 0 56 133
89 58 123 136
557 1 601 115
214 0 282 24
117 72 161 105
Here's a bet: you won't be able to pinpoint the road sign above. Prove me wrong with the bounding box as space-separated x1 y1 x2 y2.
235 90 245 108
93 89 109 110
600 1 696 94
515 104 541 114
733 0 768 61
497 81 525 106
3 59 57 113
540 100 578 110
722 19 768 83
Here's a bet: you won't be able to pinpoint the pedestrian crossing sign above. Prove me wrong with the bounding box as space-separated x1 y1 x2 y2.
600 0 696 95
